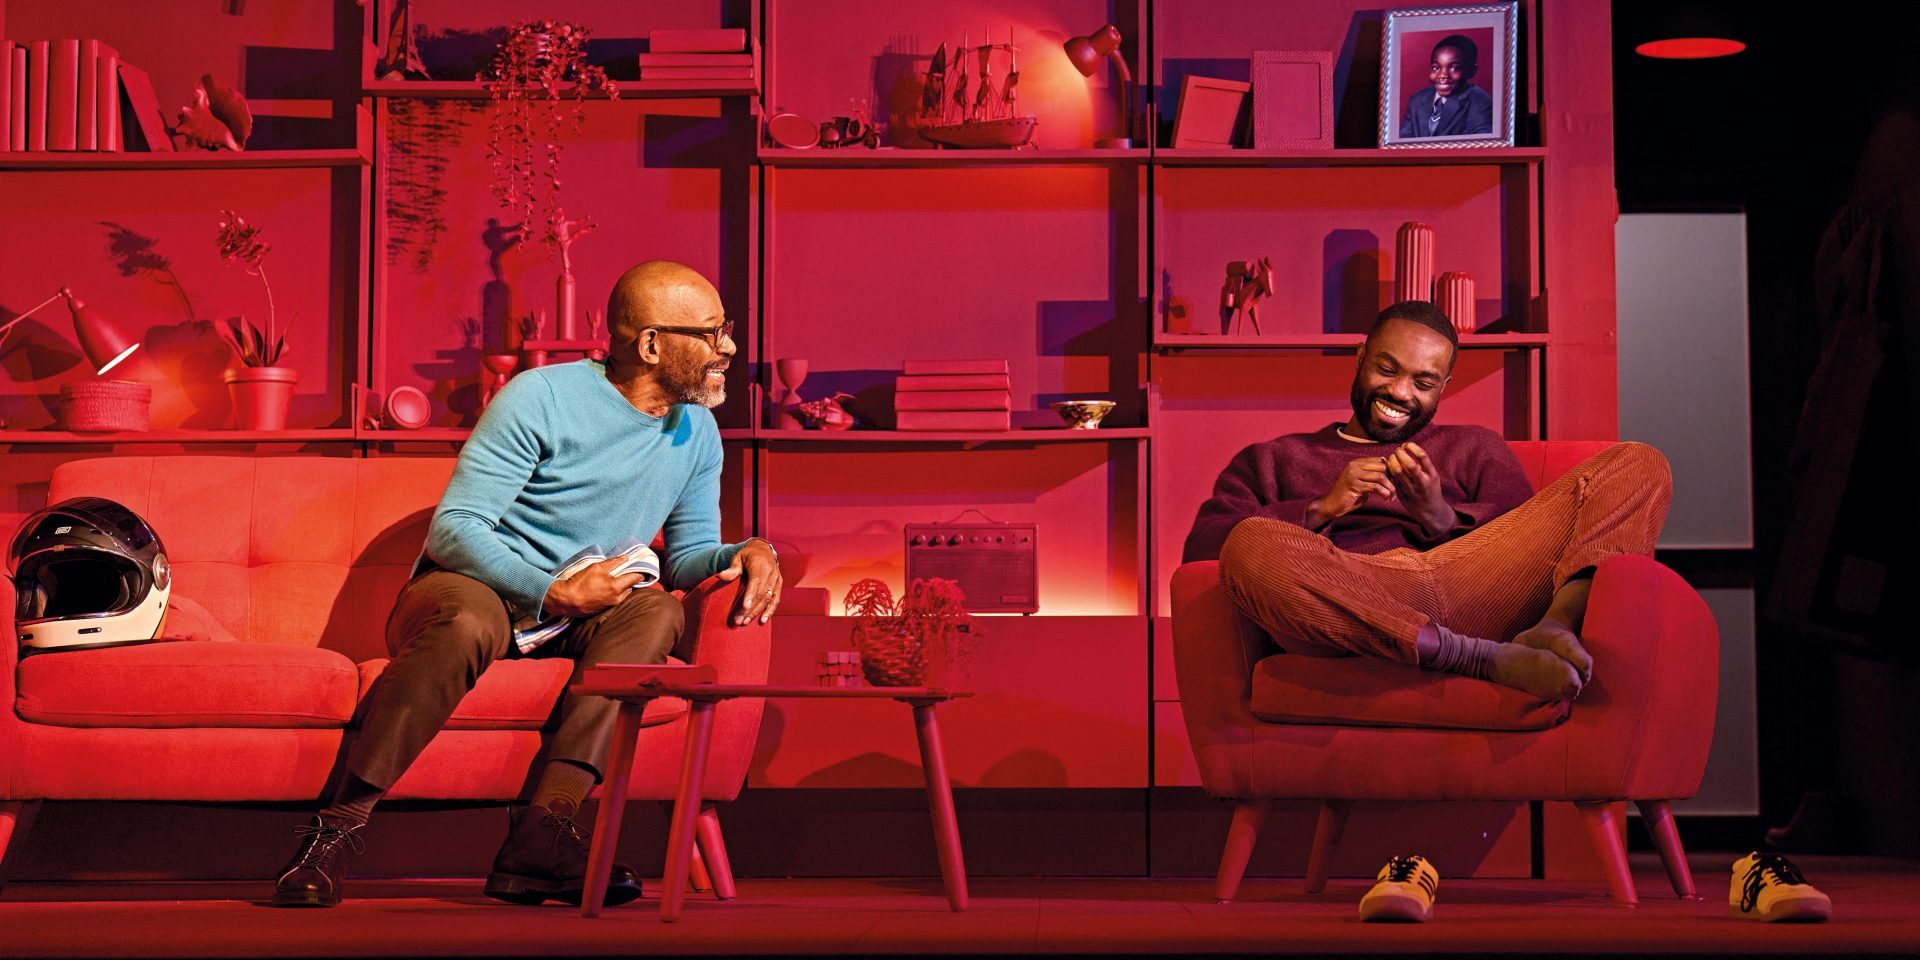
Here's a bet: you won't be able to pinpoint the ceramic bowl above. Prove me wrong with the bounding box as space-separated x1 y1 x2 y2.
1050 399 1116 430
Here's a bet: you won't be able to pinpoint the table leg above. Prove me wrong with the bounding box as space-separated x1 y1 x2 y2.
911 702 968 911
660 699 717 923
581 700 645 918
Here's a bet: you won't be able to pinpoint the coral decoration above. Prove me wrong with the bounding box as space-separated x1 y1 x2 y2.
214 211 287 367
174 76 251 151
845 578 977 687
796 391 857 430
484 21 619 261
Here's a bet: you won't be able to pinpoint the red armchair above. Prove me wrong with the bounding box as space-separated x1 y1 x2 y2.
1171 440 1719 905
0 456 770 891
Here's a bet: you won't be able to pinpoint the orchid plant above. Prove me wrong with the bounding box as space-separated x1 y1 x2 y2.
214 210 286 367
483 20 617 259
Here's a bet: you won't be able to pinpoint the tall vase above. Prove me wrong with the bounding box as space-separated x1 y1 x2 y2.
1435 271 1476 333
224 366 299 431
1393 221 1436 304
555 273 578 340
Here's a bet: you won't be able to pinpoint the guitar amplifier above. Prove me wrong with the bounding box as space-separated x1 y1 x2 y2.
904 522 1038 613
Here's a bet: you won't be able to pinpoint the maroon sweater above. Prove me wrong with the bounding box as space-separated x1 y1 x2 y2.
1182 422 1533 562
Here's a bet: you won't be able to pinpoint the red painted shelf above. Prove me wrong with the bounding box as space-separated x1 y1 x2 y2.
759 427 1150 444
1153 147 1547 167
759 147 1151 167
363 79 758 99
0 428 358 444
1153 333 1550 350
0 149 368 171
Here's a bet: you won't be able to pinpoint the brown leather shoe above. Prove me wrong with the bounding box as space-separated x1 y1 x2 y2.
484 804 644 907
271 815 364 907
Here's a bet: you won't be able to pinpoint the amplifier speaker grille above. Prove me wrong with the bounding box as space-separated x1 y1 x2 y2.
904 522 1037 614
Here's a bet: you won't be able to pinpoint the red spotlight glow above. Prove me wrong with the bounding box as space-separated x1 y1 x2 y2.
1635 37 1747 59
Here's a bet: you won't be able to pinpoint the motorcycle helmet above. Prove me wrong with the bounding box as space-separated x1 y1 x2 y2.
9 497 171 654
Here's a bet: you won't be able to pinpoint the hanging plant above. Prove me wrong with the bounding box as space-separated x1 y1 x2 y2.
483 20 617 259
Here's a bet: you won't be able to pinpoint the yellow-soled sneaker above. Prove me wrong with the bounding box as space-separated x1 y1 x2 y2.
1359 855 1439 922
1731 852 1831 922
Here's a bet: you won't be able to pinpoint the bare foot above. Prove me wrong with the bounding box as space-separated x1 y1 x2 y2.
1513 621 1593 685
1487 643 1582 700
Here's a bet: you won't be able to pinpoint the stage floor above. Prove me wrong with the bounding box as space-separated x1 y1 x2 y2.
2 853 1915 958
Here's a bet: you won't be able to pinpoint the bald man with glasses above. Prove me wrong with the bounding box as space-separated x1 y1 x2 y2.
272 261 780 910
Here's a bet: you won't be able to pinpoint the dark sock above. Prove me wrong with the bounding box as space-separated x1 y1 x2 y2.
531 760 598 817
322 774 385 827
1417 622 1499 681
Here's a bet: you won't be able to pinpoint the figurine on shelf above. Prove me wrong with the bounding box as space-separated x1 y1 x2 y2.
175 75 251 151
552 211 595 339
520 312 549 368
1220 257 1274 334
796 391 857 431
479 353 519 409
375 0 433 81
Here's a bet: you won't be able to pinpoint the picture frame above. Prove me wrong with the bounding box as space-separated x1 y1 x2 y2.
1251 51 1334 150
1378 3 1519 149
1170 75 1252 149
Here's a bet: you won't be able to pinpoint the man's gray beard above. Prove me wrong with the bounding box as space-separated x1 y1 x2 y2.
669 367 726 408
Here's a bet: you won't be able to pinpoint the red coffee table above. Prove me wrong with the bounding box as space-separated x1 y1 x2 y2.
568 664 973 921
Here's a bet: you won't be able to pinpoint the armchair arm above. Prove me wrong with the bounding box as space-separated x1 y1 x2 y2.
673 573 771 803
1562 554 1719 799
1170 561 1279 798
0 576 18 799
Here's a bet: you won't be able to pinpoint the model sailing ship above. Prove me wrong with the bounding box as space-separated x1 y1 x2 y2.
917 30 1038 148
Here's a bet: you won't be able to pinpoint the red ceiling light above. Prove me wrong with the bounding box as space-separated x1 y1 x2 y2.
1635 37 1746 59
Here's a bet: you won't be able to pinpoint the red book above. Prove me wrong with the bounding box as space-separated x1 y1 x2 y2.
8 48 23 151
637 53 755 67
647 28 747 53
895 373 1011 392
639 66 755 80
896 410 1012 431
0 42 12 152
894 390 1013 412
116 62 172 151
27 40 48 151
78 40 117 151
47 38 79 150
903 358 1010 376
96 52 121 151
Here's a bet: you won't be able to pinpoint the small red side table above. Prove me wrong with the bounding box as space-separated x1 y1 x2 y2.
568 665 973 921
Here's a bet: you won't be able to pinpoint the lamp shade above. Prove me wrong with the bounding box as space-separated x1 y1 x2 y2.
59 289 141 375
1632 5 1746 59
1064 23 1123 77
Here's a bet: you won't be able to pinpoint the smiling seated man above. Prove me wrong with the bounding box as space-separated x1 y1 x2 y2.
271 260 782 909
1182 300 1671 700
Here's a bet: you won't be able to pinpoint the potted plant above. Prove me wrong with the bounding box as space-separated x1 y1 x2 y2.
214 210 296 430
844 578 977 688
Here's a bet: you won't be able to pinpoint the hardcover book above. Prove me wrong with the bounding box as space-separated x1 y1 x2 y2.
47 38 79 151
896 409 1012 431
903 359 1010 376
637 53 755 67
27 40 48 151
895 373 1012 392
647 28 747 53
894 389 1013 412
116 62 172 151
638 66 756 81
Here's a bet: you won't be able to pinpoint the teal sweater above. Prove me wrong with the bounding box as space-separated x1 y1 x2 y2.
422 360 744 618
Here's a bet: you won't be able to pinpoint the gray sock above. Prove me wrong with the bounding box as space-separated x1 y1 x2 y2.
1419 623 1499 681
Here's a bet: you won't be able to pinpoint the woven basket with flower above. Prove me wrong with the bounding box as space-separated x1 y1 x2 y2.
845 577 976 688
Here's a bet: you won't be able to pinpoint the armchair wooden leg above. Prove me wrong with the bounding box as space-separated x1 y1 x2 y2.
1214 799 1270 904
689 842 713 893
1304 800 1350 894
1576 801 1638 906
1635 799 1696 899
695 801 736 900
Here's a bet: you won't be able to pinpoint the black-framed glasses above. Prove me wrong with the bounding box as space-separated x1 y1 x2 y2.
642 320 734 348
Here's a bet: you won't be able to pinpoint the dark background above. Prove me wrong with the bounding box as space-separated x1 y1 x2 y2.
1612 0 1920 854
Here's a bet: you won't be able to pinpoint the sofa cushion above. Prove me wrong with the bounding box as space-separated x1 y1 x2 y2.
1250 653 1571 731
357 657 691 730
16 641 359 728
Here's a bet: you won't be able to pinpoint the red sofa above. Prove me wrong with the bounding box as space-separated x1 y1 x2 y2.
0 456 770 884
1172 440 1720 905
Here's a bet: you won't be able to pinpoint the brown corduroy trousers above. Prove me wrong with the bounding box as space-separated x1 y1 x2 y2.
1218 442 1672 664
345 569 684 790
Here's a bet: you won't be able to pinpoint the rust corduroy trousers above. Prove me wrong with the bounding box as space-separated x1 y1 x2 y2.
1218 442 1672 664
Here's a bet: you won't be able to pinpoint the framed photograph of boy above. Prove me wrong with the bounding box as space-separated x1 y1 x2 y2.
1379 3 1519 148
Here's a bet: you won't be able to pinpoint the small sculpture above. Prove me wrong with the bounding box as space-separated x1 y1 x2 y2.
796 391 857 431
176 76 250 151
551 210 595 278
552 211 595 339
376 0 433 81
479 353 519 409
1220 257 1274 334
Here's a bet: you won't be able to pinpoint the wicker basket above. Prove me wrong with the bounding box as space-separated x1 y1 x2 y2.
853 622 928 687
58 380 151 432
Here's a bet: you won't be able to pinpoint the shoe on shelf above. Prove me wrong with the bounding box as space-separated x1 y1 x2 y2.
1731 851 1831 922
484 803 645 908
271 815 365 907
1359 854 1439 922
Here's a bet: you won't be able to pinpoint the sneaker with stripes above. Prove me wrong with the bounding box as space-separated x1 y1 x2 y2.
1359 854 1439 922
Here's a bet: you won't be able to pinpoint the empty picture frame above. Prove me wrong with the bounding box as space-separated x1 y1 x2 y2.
1251 51 1334 150
1170 75 1251 149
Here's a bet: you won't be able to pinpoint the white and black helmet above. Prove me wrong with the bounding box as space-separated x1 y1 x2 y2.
9 497 171 654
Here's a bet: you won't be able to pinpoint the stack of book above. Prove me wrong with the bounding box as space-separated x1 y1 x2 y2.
1 38 171 152
895 359 1012 432
639 29 757 86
